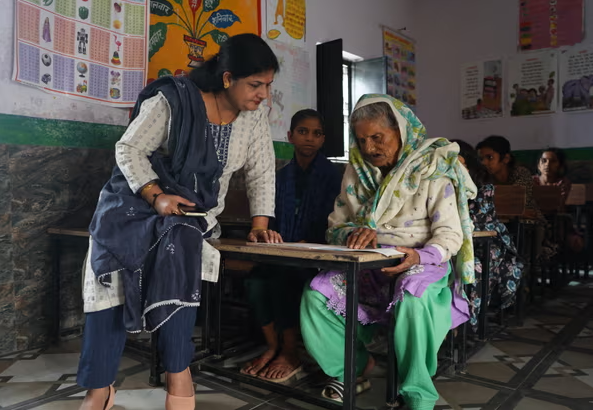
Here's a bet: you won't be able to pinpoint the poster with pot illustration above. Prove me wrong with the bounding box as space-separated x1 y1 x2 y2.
148 0 261 82
559 46 593 112
13 0 150 107
263 0 305 48
507 51 558 116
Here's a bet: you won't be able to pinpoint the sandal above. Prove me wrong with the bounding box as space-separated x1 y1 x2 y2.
321 378 371 403
240 354 275 377
258 364 303 383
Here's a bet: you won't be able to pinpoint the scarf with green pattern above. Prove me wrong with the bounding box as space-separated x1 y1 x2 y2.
327 94 478 286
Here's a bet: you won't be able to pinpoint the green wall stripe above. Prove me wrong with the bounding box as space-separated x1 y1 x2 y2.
0 113 295 159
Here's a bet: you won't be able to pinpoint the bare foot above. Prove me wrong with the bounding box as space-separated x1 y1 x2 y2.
166 368 194 397
79 387 110 410
258 352 301 380
241 349 276 376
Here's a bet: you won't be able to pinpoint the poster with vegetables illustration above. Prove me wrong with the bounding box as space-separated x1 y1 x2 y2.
148 0 261 82
263 0 305 48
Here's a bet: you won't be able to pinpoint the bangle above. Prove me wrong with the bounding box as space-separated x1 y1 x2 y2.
152 192 165 208
140 181 158 195
251 227 268 232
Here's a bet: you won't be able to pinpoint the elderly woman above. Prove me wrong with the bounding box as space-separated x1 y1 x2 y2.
300 95 477 410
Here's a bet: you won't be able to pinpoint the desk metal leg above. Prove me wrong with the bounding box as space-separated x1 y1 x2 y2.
214 258 225 356
149 331 162 386
52 236 62 345
343 262 360 410
201 282 211 352
478 238 491 341
386 279 399 406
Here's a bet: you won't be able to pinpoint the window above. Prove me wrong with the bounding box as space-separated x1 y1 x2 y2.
335 61 353 161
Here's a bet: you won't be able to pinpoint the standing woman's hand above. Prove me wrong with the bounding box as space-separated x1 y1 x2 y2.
153 194 195 217
247 228 283 243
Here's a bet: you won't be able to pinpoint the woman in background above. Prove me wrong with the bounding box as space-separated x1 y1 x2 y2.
532 148 571 204
533 148 583 253
453 140 523 328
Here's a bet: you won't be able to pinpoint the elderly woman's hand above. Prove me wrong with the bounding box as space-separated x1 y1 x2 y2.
247 229 283 244
381 246 420 276
346 228 377 249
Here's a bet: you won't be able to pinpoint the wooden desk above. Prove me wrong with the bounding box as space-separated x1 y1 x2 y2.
204 239 402 410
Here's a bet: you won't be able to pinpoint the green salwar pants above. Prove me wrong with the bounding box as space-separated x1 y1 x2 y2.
300 272 452 410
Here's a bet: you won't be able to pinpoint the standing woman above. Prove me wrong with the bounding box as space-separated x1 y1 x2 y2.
78 34 281 410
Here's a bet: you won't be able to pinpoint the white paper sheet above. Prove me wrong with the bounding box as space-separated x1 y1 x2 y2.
250 242 404 258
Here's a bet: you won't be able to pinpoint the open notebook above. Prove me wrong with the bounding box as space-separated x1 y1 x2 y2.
248 242 404 258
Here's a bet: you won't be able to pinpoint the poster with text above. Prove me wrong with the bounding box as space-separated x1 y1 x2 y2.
508 51 558 116
461 60 503 120
265 40 310 141
263 0 305 48
383 28 416 110
519 0 584 51
148 0 261 82
559 46 593 112
13 0 149 107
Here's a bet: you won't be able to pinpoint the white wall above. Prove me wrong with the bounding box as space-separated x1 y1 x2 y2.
0 0 413 126
411 0 593 150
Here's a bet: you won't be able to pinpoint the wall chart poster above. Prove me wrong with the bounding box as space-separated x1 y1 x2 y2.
508 51 558 116
383 28 416 110
265 39 310 141
519 0 584 51
559 47 593 112
263 0 305 48
148 0 261 82
461 60 503 120
13 0 149 107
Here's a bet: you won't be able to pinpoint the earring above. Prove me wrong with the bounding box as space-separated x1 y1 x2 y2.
224 82 230 89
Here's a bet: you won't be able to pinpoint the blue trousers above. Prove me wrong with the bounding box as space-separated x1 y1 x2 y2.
77 305 198 389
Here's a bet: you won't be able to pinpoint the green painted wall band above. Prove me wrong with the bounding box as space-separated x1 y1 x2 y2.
1 113 591 163
0 113 295 159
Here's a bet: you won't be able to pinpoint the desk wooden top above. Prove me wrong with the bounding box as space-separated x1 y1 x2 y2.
47 227 90 237
211 239 401 263
47 228 497 260
473 231 497 238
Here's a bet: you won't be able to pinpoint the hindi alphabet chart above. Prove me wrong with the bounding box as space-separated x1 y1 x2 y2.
13 0 150 107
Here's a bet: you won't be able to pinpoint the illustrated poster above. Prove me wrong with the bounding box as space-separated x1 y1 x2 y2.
519 0 584 51
263 0 305 48
383 28 416 109
508 51 558 116
13 0 149 107
265 39 311 141
148 0 261 82
559 46 593 112
461 60 503 120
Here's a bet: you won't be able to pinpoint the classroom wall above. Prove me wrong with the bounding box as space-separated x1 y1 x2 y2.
411 0 593 151
0 0 414 354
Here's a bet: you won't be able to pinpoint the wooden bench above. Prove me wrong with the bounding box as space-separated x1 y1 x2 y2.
532 185 563 214
566 184 587 206
494 185 526 217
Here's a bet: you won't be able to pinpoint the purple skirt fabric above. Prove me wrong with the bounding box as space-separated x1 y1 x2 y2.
309 245 470 328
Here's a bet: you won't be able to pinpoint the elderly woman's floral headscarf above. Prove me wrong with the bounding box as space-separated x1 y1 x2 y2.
328 94 478 286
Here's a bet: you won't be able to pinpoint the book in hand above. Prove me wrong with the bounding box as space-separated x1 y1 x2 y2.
177 205 208 217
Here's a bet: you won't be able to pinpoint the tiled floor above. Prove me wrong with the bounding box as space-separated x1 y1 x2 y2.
1 281 592 410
